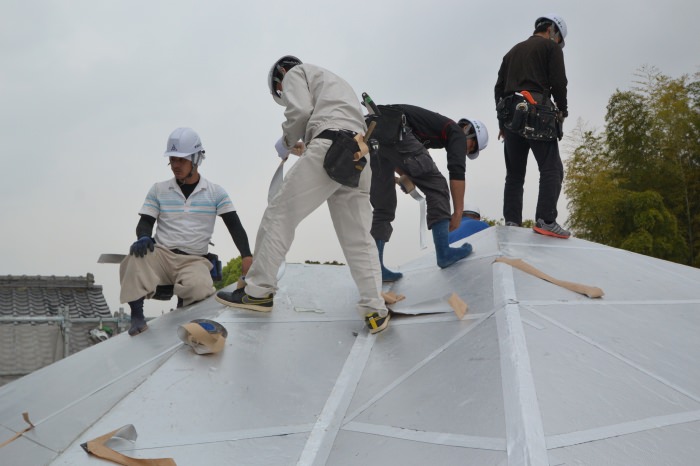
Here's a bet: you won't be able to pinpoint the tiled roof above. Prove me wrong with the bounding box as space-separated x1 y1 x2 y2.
0 273 115 386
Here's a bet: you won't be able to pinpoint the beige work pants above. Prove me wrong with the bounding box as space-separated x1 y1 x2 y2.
245 138 387 318
119 245 214 306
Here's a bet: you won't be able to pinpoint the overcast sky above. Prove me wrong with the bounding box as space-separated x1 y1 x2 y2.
2 0 698 316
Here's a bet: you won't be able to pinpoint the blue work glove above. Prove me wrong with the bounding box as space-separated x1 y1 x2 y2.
129 236 155 258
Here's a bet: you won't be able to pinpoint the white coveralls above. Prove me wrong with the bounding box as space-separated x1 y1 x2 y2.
244 63 388 318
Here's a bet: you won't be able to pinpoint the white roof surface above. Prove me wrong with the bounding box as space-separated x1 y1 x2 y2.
1 226 699 466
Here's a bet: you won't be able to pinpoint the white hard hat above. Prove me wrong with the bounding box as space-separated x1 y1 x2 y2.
458 118 489 160
463 204 481 218
536 14 567 48
164 127 206 165
268 55 303 106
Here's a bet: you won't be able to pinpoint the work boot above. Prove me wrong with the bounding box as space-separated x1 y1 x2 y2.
432 219 473 268
376 239 402 282
365 311 390 334
127 298 148 336
216 287 274 312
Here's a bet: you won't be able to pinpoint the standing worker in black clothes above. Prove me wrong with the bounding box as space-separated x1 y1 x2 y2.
495 14 571 238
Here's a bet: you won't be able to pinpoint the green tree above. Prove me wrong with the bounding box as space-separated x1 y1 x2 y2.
217 256 243 290
216 257 348 290
565 67 699 265
565 125 622 243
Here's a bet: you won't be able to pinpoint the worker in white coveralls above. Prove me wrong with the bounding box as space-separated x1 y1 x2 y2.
216 55 390 334
120 127 253 336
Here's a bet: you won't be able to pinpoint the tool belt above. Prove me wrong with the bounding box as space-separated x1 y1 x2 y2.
365 104 406 146
497 92 562 141
316 129 368 188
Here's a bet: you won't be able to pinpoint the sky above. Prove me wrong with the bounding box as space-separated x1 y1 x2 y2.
2 0 699 317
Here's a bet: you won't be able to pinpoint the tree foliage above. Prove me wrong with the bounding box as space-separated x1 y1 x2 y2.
216 257 348 290
216 256 243 290
565 66 700 266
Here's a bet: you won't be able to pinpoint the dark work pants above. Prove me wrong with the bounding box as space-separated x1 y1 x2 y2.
502 128 563 225
370 130 451 242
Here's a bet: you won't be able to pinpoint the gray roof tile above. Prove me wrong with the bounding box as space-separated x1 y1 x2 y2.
0 273 115 386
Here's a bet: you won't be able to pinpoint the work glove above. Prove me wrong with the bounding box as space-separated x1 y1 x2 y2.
129 236 155 258
275 137 290 160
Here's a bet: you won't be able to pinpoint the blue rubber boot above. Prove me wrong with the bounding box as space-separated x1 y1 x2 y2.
432 219 473 268
376 239 403 282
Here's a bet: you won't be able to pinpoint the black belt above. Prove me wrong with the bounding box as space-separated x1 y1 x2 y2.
171 248 191 256
315 129 357 141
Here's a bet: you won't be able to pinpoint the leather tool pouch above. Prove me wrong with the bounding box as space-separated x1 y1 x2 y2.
504 96 558 141
530 104 559 141
367 105 406 146
323 131 367 188
496 95 513 124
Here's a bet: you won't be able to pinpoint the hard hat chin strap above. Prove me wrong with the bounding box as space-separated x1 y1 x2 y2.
177 152 203 185
547 25 560 44
191 150 205 167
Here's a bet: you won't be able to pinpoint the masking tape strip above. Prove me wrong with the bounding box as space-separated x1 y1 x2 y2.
129 424 315 450
82 425 176 465
495 256 604 298
494 262 548 466
297 332 375 466
386 312 486 326
447 293 468 319
381 291 405 305
522 299 700 306
528 307 700 405
0 412 34 448
36 343 181 426
344 309 496 423
344 421 505 451
387 293 454 315
546 409 700 449
180 323 224 354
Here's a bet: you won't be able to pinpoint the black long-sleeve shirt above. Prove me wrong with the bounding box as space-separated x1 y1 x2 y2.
393 104 468 181
135 211 251 258
494 35 568 117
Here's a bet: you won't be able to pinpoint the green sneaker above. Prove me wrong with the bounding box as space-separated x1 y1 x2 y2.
365 311 390 334
216 287 273 312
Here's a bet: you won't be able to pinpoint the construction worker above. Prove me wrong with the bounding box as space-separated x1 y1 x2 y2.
448 204 490 244
494 14 570 238
368 105 488 281
120 127 253 336
215 56 390 334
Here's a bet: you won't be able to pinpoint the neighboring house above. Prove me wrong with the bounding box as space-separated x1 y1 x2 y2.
0 274 120 386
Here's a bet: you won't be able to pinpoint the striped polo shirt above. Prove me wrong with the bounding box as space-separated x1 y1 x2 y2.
139 177 236 256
